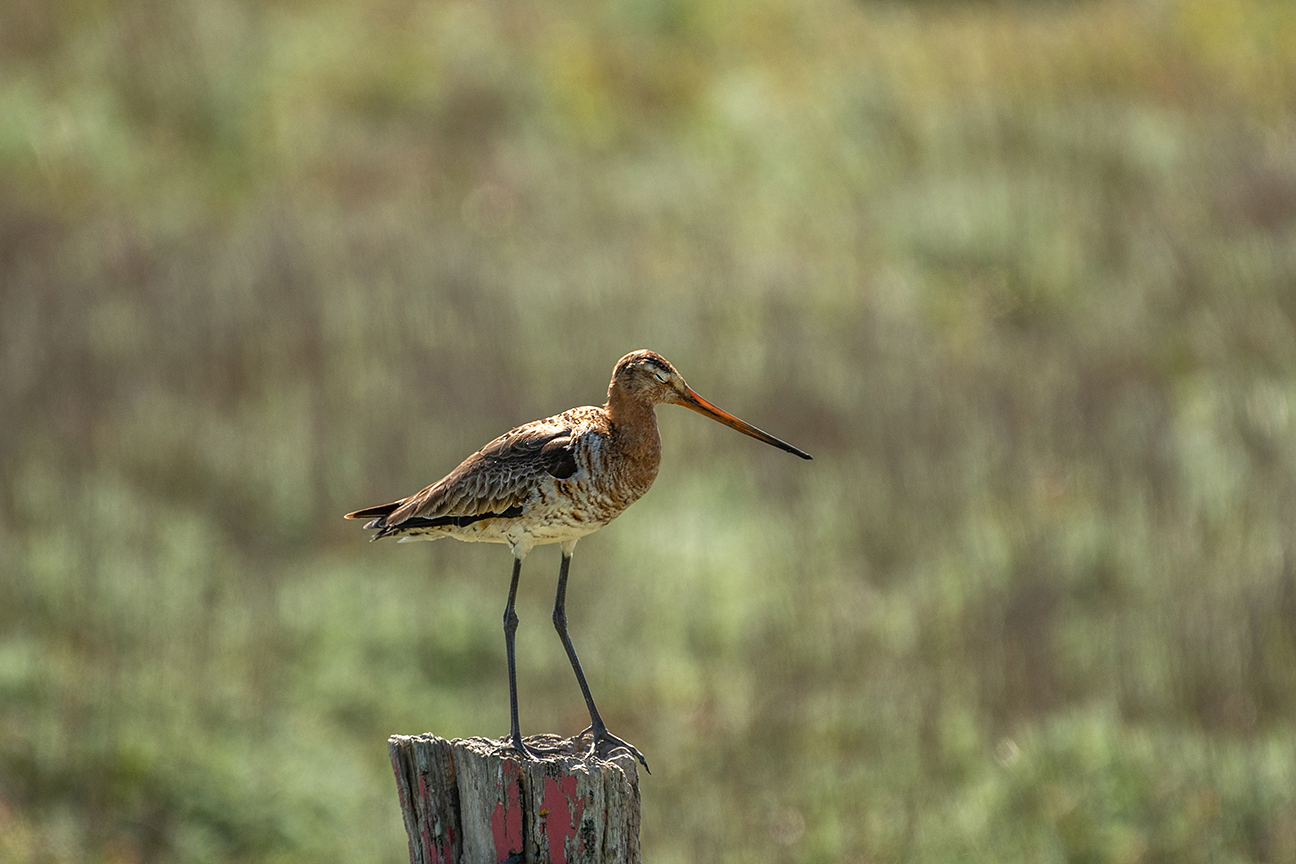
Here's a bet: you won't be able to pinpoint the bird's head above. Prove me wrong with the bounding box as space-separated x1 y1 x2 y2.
609 350 688 405
607 350 812 460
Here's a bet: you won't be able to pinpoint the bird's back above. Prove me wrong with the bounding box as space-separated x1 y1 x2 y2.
348 404 660 549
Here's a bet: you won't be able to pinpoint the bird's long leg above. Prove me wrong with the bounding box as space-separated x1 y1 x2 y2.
552 550 650 772
502 555 539 760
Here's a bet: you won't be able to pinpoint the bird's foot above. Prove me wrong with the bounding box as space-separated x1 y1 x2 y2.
502 733 556 762
582 724 650 773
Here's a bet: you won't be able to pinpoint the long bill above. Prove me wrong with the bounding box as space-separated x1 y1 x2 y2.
676 387 813 460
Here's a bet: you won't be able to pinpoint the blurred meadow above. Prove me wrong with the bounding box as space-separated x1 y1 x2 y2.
3 0 1296 860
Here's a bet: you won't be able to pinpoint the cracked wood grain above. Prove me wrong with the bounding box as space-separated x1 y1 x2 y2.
389 733 641 864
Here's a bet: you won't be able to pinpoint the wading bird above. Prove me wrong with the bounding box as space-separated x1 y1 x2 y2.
346 350 811 770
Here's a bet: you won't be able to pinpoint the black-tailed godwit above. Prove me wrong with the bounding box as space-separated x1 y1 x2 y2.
346 350 811 770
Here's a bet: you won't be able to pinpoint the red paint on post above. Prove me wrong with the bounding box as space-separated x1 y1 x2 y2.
491 761 524 861
542 774 585 864
415 771 453 864
417 772 438 864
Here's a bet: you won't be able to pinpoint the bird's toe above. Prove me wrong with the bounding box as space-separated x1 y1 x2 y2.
586 729 650 774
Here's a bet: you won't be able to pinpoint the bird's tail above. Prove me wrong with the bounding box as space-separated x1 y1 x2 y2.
343 501 401 531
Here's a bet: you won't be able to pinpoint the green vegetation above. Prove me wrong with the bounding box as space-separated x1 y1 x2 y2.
3 0 1296 860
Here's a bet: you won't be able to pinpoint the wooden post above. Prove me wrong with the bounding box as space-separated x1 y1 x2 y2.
388 733 641 864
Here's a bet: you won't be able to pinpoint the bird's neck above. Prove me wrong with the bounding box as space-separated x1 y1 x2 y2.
605 392 662 463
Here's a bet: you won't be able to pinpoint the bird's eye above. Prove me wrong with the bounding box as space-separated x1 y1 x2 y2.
652 369 669 383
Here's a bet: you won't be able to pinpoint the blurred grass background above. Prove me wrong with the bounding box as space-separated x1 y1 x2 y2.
3 0 1296 860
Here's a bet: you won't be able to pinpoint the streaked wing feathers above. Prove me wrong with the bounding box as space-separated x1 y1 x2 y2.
381 421 575 529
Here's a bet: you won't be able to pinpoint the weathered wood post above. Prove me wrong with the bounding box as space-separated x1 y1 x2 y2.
388 733 641 864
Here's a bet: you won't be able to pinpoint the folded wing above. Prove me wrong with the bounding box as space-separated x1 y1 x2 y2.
345 419 579 540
